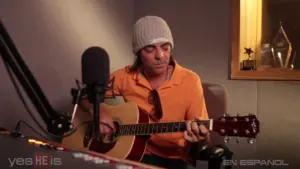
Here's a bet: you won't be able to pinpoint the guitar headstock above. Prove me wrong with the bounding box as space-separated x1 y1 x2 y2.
213 114 260 143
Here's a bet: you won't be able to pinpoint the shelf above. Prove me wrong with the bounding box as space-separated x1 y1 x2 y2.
231 68 300 80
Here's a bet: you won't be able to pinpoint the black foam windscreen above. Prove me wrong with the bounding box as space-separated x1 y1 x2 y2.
81 46 110 86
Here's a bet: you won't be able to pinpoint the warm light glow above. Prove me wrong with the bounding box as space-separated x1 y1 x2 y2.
239 0 262 63
28 139 36 143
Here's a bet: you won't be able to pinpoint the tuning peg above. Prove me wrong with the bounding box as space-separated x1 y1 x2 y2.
247 138 255 144
224 136 229 143
236 137 240 143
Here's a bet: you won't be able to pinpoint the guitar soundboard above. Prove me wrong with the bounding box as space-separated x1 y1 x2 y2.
0 132 159 169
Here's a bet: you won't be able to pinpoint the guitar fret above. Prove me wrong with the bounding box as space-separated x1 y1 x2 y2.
140 124 143 135
131 124 136 135
126 125 129 135
122 125 125 135
153 123 156 134
119 126 123 135
128 125 131 135
164 123 168 133
172 122 175 132
141 124 145 135
143 124 146 135
167 123 172 132
172 122 180 132
141 124 144 135
151 123 154 134
121 126 124 135
127 125 131 135
144 124 147 134
142 124 145 134
129 125 132 135
165 123 169 132
137 124 140 135
146 124 149 134
146 123 150 134
122 126 125 135
126 125 130 135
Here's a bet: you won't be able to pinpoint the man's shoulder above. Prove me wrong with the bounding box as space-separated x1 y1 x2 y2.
176 64 201 82
110 65 135 77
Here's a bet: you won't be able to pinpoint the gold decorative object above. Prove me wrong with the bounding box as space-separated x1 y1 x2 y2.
241 47 256 70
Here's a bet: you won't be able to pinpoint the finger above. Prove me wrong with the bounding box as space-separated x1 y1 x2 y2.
199 124 209 136
184 131 196 142
107 121 115 131
185 121 193 135
101 123 113 133
191 122 200 136
100 125 108 133
185 130 199 142
100 119 115 131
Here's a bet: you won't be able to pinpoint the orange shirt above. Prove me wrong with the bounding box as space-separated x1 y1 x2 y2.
106 61 208 162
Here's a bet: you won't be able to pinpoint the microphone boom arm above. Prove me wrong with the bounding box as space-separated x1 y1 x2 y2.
0 20 72 141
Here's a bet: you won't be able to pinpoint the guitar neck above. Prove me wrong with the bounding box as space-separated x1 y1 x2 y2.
118 120 213 136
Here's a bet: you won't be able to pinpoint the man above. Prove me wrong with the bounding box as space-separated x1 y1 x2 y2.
83 16 210 169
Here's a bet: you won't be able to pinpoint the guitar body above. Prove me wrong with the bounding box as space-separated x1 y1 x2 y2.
61 102 151 162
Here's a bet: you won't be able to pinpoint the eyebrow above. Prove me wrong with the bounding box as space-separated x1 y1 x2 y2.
146 42 170 48
160 42 170 47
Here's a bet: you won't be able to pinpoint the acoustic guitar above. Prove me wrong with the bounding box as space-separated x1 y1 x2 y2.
61 102 260 166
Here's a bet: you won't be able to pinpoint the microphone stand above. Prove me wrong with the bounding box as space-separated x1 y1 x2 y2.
0 19 72 142
70 78 115 143
86 84 106 139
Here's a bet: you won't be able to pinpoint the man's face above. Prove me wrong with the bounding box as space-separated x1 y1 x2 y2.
140 42 171 76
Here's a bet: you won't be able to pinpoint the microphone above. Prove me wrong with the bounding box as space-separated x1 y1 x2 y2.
81 46 110 139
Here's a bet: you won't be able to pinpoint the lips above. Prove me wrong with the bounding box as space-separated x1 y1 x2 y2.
155 64 165 68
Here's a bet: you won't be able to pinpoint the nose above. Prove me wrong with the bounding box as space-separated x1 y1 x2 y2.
154 48 164 60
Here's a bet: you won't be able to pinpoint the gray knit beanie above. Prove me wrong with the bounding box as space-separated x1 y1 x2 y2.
132 16 174 54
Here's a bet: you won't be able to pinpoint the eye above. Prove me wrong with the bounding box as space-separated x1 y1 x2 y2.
144 46 155 53
161 44 171 51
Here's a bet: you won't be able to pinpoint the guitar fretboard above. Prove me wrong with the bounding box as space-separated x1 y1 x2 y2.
118 121 210 136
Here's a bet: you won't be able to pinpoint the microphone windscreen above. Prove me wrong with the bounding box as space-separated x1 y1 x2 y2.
81 46 110 86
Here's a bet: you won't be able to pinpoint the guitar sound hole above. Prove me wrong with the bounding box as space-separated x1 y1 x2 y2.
100 121 120 143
